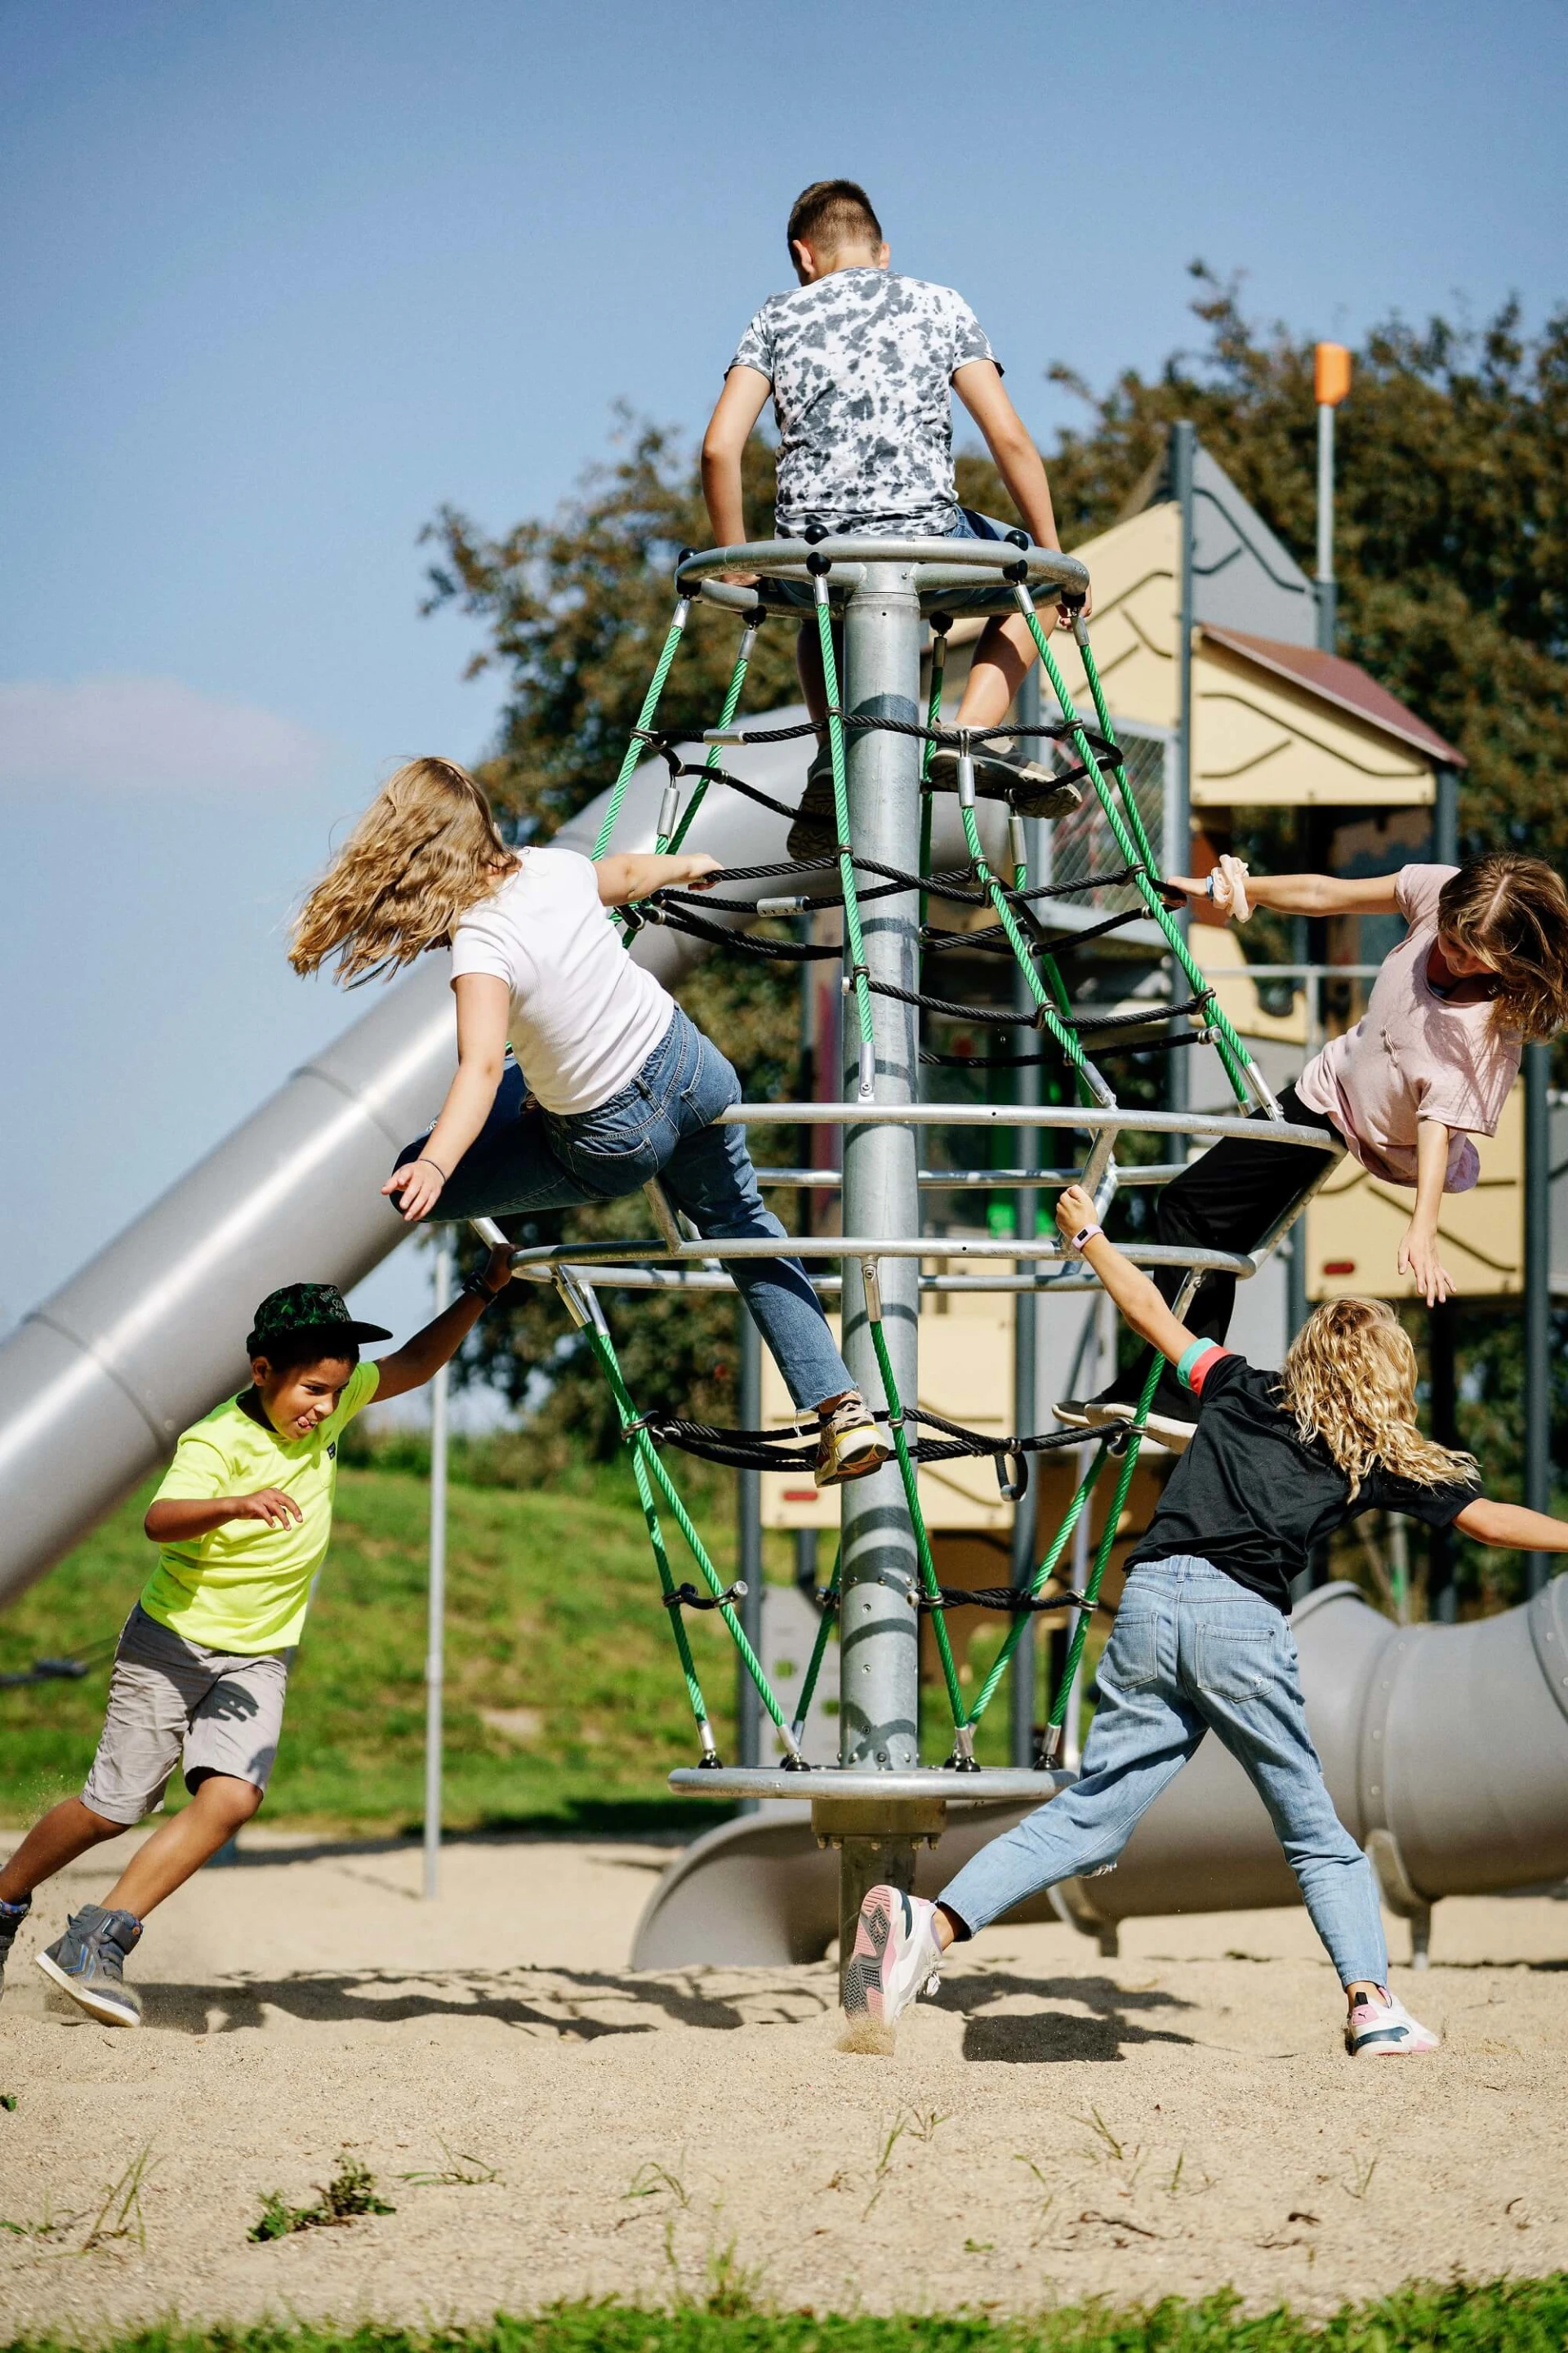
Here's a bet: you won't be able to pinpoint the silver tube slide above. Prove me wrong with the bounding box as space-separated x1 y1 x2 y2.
0 712 1000 1609
631 1580 1568 1968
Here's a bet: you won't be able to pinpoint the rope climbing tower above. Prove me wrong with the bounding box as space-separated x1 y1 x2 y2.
487 529 1343 1976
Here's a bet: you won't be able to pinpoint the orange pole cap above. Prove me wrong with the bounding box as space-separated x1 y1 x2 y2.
1315 341 1352 407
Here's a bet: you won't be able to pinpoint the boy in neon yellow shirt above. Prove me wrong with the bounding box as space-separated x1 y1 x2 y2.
0 1254 511 2026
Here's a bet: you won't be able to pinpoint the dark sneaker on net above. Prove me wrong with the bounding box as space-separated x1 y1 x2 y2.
927 741 1084 820
0 1896 30 1999
36 1903 143 2028
786 745 839 863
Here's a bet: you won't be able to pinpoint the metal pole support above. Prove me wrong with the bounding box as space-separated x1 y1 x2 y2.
836 561 924 1970
423 1235 452 1901
1525 1039 1552 1597
1168 421 1196 1121
737 1308 764 1777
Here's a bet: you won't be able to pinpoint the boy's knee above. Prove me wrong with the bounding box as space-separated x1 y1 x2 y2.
189 1771 265 1827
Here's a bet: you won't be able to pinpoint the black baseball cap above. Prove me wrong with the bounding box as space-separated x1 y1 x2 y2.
246 1282 392 1359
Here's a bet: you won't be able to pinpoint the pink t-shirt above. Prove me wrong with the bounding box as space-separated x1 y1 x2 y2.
1294 864 1521 1192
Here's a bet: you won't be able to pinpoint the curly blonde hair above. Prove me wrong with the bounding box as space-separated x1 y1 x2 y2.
1276 1298 1475 1499
1438 854 1568 1039
290 759 516 985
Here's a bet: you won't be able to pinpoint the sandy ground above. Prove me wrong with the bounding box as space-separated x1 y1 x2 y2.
1 1825 1566 2337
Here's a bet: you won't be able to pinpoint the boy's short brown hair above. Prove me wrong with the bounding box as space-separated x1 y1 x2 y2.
786 180 883 264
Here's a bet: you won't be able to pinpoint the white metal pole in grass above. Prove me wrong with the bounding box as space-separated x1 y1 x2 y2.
423 1237 452 1901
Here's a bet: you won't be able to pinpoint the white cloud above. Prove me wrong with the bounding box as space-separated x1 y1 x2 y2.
0 675 329 792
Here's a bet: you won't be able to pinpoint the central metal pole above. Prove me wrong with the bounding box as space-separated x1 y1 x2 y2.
422 1235 451 1901
837 561 924 1966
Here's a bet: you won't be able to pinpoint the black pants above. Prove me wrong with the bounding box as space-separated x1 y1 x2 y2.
1115 1083 1339 1415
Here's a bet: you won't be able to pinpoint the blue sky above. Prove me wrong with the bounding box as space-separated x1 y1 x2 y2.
4 0 1566 1359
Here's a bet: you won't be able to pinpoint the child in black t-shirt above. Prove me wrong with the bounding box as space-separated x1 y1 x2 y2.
844 1184 1568 2057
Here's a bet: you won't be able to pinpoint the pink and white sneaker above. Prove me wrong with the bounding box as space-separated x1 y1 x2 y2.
844 1884 944 2028
1346 1987 1440 2057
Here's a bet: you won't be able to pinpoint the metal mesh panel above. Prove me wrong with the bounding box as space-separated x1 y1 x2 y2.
1047 727 1167 915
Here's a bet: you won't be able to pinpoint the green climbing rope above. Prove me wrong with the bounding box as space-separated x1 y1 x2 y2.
659 616 762 856
861 1266 968 1743
558 1277 803 1764
791 1540 841 1749
1016 591 1270 1113
591 597 693 861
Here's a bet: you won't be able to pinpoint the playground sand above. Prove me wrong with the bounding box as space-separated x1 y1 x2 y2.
1 1828 1565 2333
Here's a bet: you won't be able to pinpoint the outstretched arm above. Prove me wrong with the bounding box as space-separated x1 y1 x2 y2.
1054 1184 1200 1368
1165 853 1401 923
1454 1497 1568 1551
373 1245 514 1402
595 852 720 905
383 974 510 1223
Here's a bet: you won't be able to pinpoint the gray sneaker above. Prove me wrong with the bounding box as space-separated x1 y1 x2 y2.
36 1904 143 2027
786 745 839 862
0 1897 30 1999
928 741 1085 820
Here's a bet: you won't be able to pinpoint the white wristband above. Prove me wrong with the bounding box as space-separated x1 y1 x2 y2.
1069 1222 1104 1255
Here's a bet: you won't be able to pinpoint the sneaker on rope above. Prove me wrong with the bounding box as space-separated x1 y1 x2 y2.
927 740 1084 820
1054 1397 1193 1453
815 1391 888 1486
36 1903 143 2028
844 1884 945 2029
0 1896 30 1999
786 746 839 862
1345 1987 1440 2057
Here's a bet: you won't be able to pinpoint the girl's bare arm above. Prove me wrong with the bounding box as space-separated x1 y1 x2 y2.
1165 854 1401 922
1398 1119 1458 1304
382 973 511 1223
1054 1184 1199 1368
595 852 720 905
1455 1497 1568 1550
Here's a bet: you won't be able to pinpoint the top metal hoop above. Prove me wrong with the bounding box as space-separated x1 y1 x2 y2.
676 535 1091 617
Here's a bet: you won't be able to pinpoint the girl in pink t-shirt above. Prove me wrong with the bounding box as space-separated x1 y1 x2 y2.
1060 853 1568 1448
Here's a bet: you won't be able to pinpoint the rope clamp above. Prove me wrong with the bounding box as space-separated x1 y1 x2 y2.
860 1254 884 1322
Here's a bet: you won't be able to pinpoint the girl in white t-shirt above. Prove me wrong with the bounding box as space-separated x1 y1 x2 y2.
1058 852 1568 1448
292 759 884 1485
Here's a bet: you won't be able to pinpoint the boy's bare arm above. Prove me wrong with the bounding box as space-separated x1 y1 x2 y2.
702 368 772 550
1054 1184 1198 1367
1455 1496 1568 1550
951 363 1062 550
145 1491 304 1540
373 1246 514 1402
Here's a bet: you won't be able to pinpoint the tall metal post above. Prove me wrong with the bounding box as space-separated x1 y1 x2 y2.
1428 1300 1459 1624
1433 763 1459 867
1313 344 1352 656
1525 1039 1552 1596
837 560 924 1956
1009 783 1044 1766
422 1237 451 1901
1168 423 1196 1118
737 1308 764 1777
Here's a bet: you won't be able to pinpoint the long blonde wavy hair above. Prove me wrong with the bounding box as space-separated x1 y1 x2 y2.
290 758 516 984
1276 1297 1475 1499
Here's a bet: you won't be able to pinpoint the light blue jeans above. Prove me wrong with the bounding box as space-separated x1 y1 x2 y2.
939 1555 1388 1987
397 1005 853 1411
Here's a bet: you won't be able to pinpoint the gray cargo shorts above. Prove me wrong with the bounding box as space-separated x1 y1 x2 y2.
81 1603 294 1825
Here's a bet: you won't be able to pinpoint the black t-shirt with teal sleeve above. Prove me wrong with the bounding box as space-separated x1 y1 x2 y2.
1124 1351 1478 1613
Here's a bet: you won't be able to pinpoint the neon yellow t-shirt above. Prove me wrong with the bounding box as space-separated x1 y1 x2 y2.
139 1361 381 1652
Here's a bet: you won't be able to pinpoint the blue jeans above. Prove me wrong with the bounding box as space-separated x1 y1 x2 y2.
399 1006 853 1412
939 1555 1388 1988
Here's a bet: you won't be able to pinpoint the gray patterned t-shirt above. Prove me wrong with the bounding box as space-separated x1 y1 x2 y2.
729 268 998 535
